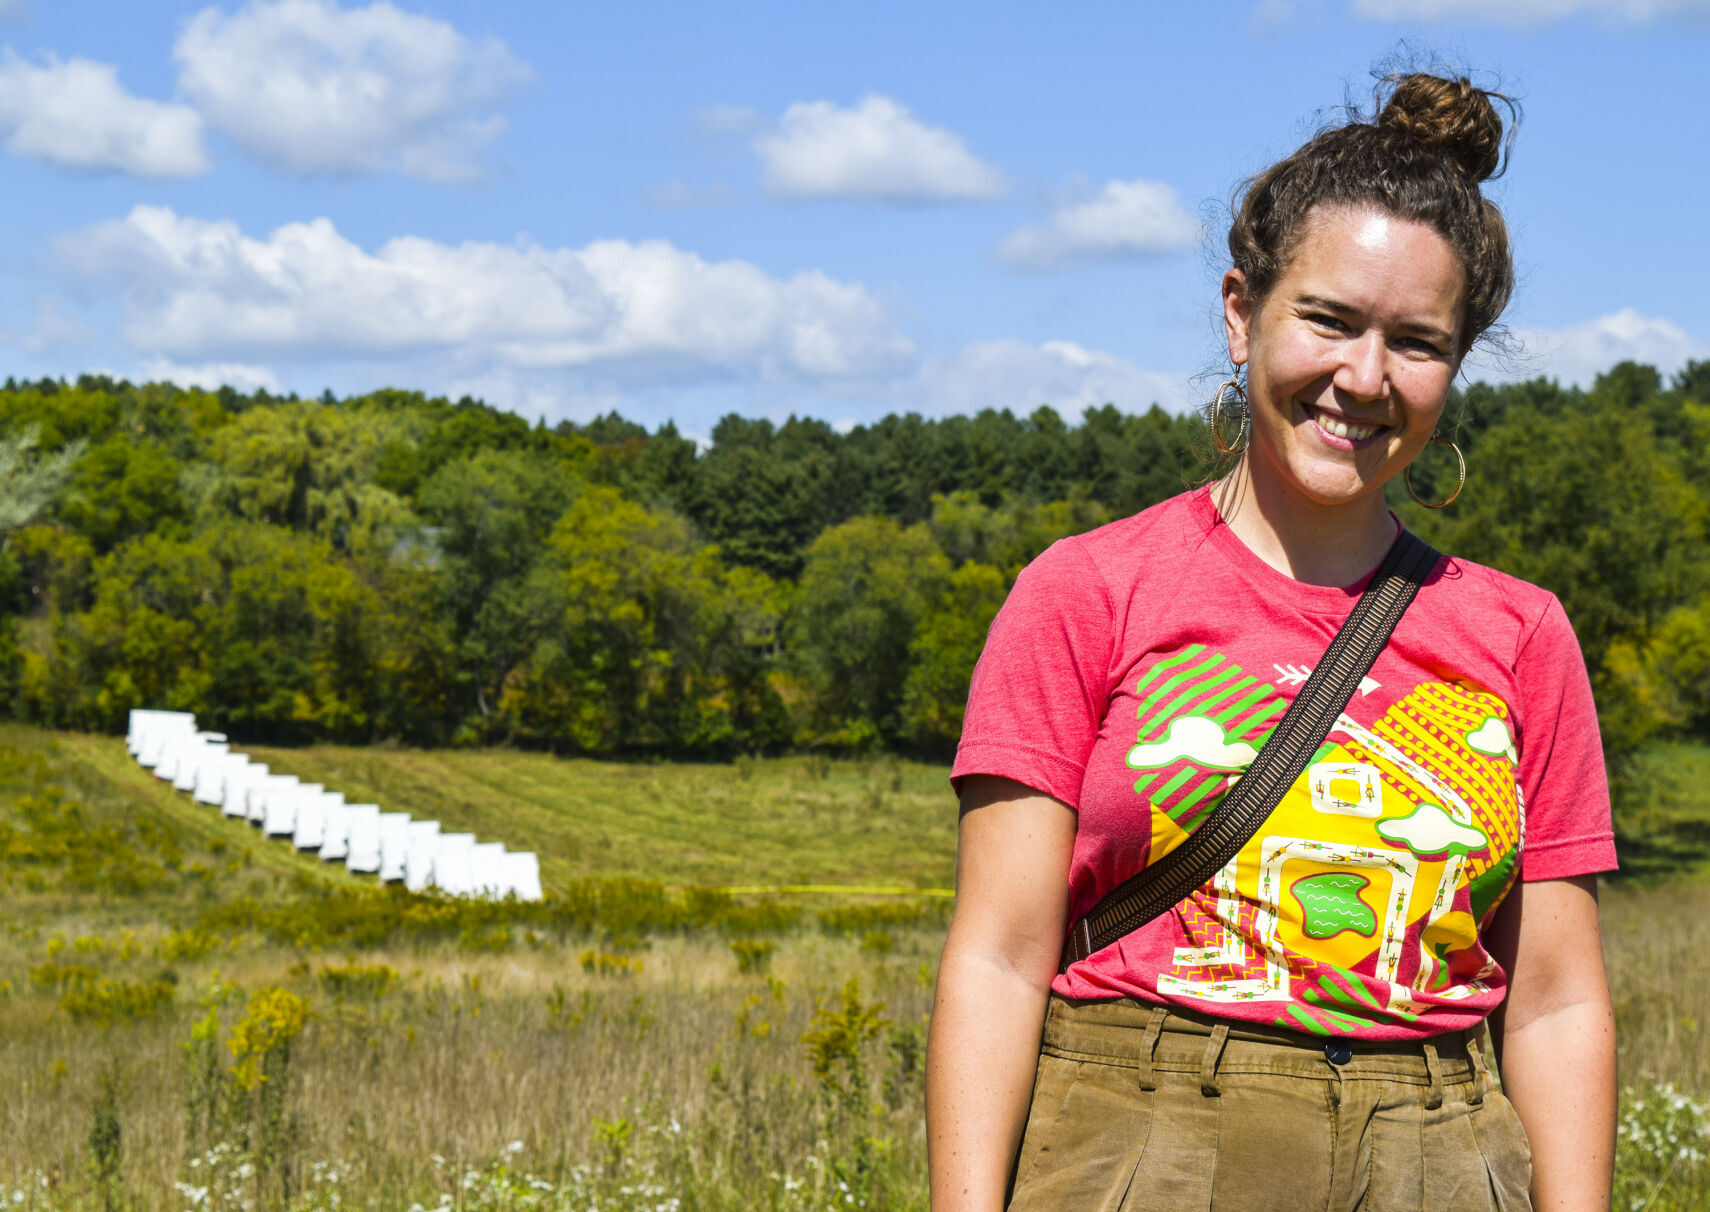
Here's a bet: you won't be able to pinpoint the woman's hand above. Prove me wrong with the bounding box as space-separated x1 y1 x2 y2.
1486 874 1617 1212
926 774 1077 1212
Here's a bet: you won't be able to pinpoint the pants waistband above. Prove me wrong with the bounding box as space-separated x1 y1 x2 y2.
1040 995 1491 1103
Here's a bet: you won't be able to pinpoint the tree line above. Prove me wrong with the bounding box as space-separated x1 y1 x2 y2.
0 365 1704 804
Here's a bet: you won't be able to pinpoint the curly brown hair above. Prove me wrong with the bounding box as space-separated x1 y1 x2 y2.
1227 72 1518 357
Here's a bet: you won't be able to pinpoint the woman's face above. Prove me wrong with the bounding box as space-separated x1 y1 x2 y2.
1223 205 1465 512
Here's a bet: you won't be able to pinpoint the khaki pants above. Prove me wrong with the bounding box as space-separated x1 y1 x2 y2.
1007 996 1532 1212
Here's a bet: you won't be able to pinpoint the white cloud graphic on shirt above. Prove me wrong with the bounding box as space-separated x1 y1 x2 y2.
1376 802 1488 858
1126 716 1258 771
1466 716 1518 762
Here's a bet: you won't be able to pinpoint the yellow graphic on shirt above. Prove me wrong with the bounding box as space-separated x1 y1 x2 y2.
1124 649 1521 1031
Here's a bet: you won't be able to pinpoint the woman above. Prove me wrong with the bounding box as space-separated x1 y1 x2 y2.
926 73 1617 1212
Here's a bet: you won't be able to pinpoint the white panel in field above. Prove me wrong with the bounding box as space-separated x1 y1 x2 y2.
139 719 194 769
180 742 229 794
292 789 328 850
431 834 477 896
194 751 245 805
134 711 196 762
403 821 441 892
153 737 193 782
245 774 296 824
318 795 350 861
501 852 543 902
221 761 268 817
263 783 322 838
344 806 384 874
470 842 507 898
129 710 195 759
377 813 411 882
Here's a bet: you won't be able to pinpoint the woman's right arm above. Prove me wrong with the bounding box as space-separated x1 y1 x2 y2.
927 773 1078 1212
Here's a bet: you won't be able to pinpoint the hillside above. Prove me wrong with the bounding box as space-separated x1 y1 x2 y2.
48 727 958 894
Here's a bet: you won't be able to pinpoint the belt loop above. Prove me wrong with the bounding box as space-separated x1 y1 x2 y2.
1466 1030 1489 1106
1199 1021 1230 1098
1421 1041 1445 1110
1136 1005 1166 1093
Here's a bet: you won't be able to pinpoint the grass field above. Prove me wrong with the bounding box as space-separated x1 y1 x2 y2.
53 730 961 893
3 726 1708 1211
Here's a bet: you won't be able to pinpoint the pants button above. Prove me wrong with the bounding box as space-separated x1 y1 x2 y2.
1324 1040 1353 1066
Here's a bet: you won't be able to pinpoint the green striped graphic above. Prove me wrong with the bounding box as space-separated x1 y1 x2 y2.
1150 664 1244 734
1130 647 1291 830
1300 991 1372 1034
1283 1004 1332 1036
1211 683 1275 727
1132 645 1208 720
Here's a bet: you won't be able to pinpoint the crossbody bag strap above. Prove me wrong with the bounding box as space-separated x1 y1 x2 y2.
1059 529 1441 974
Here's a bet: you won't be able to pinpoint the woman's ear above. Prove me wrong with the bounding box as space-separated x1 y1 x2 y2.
1222 269 1253 367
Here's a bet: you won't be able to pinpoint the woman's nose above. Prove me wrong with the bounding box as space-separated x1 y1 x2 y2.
1334 332 1388 401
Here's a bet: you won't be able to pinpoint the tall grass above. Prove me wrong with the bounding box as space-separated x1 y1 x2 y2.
2 726 1707 1209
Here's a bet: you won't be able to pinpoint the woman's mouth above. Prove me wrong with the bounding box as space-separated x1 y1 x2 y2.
1304 404 1386 449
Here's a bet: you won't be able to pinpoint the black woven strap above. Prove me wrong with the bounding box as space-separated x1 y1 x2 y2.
1059 529 1440 973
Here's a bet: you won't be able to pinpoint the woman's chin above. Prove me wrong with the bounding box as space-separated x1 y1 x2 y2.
1256 460 1386 510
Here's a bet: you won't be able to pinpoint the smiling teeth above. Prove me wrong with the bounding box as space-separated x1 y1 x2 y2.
1317 413 1379 441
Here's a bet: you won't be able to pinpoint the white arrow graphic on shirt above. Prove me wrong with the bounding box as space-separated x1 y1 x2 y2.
1274 663 1381 697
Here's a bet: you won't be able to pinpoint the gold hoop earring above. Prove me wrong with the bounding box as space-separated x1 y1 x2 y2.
1404 436 1466 509
1210 378 1248 456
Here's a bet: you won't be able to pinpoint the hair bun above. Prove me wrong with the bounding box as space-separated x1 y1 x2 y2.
1377 73 1508 183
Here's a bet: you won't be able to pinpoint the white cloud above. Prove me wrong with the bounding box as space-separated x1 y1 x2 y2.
756 95 1004 202
0 50 209 176
994 180 1201 271
1470 308 1705 387
141 358 284 395
173 0 529 181
56 206 915 384
1347 0 1710 23
916 338 1190 416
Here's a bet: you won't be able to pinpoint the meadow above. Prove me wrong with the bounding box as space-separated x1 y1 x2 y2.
2 725 1707 1211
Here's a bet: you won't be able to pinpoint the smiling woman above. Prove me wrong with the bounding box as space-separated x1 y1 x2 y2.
928 70 1619 1212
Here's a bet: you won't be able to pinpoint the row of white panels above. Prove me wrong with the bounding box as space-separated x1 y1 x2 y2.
127 710 542 901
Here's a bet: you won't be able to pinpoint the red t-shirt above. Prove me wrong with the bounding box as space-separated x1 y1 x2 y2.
952 487 1617 1041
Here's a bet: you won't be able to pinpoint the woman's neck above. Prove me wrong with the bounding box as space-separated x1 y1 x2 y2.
1211 459 1399 587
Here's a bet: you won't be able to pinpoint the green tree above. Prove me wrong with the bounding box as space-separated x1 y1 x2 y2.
416 448 580 737
900 561 1008 754
927 491 1110 580
58 437 188 554
788 517 950 748
505 487 789 756
202 401 412 556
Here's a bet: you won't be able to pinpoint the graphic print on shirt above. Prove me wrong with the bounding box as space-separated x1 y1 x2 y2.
1122 647 1523 1035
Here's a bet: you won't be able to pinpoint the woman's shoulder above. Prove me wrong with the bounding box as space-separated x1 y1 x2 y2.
1030 487 1214 581
1419 543 1574 660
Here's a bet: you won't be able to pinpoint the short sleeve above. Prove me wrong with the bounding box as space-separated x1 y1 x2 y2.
1514 596 1618 880
950 538 1114 809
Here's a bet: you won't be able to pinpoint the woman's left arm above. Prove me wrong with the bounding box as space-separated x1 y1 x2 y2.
1486 874 1617 1212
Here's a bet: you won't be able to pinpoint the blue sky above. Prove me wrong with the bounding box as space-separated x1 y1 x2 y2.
0 0 1705 438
